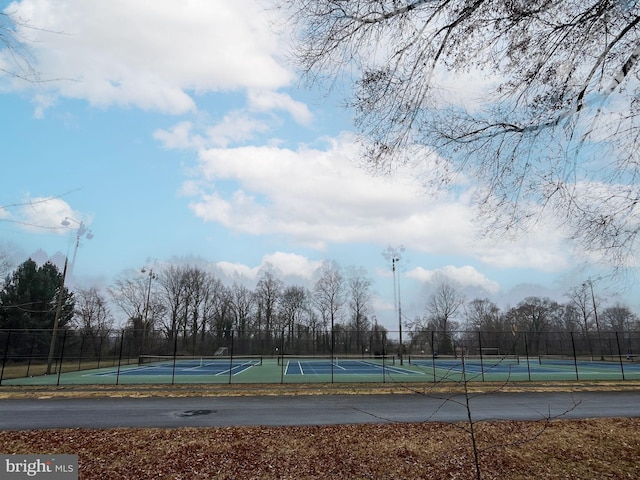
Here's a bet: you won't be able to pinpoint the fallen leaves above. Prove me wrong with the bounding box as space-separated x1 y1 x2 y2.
1 419 639 479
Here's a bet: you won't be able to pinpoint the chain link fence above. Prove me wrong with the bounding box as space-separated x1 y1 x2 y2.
1 327 639 385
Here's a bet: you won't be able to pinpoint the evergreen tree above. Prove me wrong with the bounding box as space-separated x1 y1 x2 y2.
0 258 74 331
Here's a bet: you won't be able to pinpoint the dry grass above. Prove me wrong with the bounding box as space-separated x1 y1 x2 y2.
2 380 640 399
1 419 639 479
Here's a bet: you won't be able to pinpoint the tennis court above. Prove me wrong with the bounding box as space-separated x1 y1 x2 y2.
280 356 422 377
407 355 640 382
95 356 262 378
3 353 640 386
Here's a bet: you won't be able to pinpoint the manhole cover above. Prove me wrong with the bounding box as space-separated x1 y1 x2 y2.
177 409 215 417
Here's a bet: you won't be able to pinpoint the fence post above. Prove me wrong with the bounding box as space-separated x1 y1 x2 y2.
97 336 104 369
478 331 485 382
524 332 531 381
26 334 36 378
0 331 11 386
570 332 579 381
330 328 334 384
280 329 285 385
78 334 85 371
228 331 234 386
56 330 68 386
431 330 436 383
382 340 386 384
171 333 178 386
615 332 626 381
115 330 125 386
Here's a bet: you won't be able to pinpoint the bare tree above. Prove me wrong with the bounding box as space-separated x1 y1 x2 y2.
157 265 188 344
506 297 562 355
279 285 308 350
0 11 38 81
109 275 148 325
210 280 233 341
346 266 373 353
281 0 640 266
73 287 113 356
182 266 216 353
566 284 595 336
313 260 345 353
230 282 256 338
0 246 12 287
255 268 283 350
602 303 638 332
418 281 465 354
465 298 503 331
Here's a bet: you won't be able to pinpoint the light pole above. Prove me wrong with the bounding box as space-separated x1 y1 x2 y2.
383 245 405 365
46 218 93 375
140 267 157 355
61 217 94 278
584 278 605 361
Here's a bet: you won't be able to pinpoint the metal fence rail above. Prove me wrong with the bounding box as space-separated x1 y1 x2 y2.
1 328 639 385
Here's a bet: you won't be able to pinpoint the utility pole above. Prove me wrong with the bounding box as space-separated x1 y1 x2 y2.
47 218 93 374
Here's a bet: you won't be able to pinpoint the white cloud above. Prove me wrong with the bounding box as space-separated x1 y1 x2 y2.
248 90 313 125
215 252 323 282
407 265 501 294
154 108 300 151
181 135 573 271
2 0 292 114
261 252 323 279
153 121 202 150
205 111 271 148
188 136 435 248
15 196 87 233
215 261 260 280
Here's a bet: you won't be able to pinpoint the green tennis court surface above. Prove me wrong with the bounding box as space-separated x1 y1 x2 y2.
3 354 640 386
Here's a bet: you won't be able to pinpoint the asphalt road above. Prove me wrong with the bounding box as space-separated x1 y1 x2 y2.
1 391 639 430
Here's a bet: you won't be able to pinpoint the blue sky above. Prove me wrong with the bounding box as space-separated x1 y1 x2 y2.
0 0 633 328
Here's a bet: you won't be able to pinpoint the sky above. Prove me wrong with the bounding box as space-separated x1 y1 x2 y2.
0 0 636 329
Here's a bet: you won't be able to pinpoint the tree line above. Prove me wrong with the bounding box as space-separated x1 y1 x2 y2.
409 282 640 360
1 258 639 360
0 258 387 358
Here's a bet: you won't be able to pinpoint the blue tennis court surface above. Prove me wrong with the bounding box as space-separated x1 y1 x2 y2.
4 353 640 386
93 358 261 377
282 358 423 376
408 356 640 380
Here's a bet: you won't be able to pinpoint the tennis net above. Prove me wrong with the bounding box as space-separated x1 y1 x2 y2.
138 354 263 367
277 354 396 367
408 354 519 366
